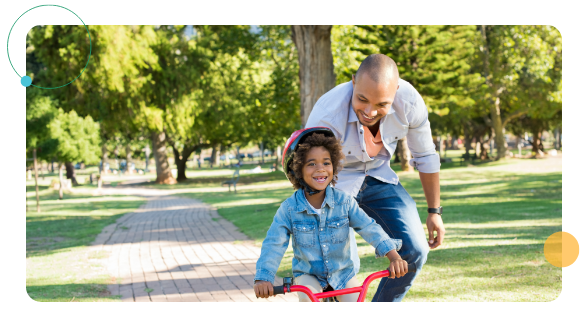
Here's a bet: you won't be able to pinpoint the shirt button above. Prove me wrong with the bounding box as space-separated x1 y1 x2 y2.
395 136 398 139
323 245 326 247
321 229 323 231
348 151 351 154
362 150 365 152
326 261 328 263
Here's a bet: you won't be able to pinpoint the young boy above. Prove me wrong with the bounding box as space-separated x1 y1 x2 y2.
254 127 408 302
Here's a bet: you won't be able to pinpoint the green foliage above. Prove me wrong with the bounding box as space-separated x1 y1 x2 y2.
27 25 160 141
47 109 101 164
252 25 301 150
348 26 484 136
26 92 58 159
26 91 101 164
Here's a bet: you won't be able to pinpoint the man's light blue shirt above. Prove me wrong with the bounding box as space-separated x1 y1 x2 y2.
305 79 440 273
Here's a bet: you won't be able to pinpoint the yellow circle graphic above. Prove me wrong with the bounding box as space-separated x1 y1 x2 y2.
544 232 579 267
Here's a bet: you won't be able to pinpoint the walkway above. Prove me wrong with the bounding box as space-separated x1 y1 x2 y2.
92 193 297 302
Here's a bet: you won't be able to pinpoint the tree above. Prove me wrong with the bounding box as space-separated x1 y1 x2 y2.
251 25 301 160
351 25 483 167
291 26 337 126
26 94 101 199
477 25 560 159
27 25 160 181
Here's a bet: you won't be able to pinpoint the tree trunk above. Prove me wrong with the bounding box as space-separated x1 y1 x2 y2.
490 95 508 159
65 162 79 186
531 127 544 158
152 131 177 184
33 149 40 212
464 128 473 160
479 137 490 160
260 142 265 164
481 25 507 160
276 145 282 165
172 144 196 182
291 25 337 126
100 143 108 175
211 145 219 168
125 143 132 174
58 163 64 200
175 157 188 181
398 137 414 172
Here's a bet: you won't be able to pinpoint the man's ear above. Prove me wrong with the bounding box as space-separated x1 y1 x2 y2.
352 74 355 86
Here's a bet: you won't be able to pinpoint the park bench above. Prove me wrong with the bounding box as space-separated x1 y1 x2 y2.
222 168 240 193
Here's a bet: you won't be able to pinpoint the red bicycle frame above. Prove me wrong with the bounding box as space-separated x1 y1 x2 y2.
273 264 416 302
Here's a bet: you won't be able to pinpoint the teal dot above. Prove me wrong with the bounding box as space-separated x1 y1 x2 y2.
21 76 32 87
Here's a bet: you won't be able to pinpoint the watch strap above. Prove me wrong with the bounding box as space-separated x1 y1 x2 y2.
428 206 442 215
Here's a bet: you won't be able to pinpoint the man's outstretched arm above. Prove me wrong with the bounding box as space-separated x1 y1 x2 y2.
419 171 444 249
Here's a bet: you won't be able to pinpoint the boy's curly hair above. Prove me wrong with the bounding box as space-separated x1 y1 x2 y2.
287 132 345 190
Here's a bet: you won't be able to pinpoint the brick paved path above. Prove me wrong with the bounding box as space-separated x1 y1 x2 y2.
93 195 297 302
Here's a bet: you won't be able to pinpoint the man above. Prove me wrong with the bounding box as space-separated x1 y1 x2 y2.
305 54 445 302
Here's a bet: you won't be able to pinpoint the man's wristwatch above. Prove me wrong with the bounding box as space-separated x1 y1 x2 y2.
428 206 442 215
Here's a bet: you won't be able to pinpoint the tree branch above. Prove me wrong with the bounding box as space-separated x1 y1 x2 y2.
502 109 528 127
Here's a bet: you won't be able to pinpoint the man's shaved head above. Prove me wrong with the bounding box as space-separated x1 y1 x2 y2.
355 54 399 85
351 54 401 128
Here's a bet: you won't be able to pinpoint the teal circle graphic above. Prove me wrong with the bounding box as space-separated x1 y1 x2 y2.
21 75 32 87
7 4 91 89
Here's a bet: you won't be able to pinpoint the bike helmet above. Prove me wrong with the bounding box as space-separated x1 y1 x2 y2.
282 126 336 195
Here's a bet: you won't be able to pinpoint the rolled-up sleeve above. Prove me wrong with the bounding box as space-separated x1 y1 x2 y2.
406 91 441 173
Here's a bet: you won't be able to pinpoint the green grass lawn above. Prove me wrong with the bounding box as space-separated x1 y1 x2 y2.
26 188 145 302
27 155 560 302
159 156 561 302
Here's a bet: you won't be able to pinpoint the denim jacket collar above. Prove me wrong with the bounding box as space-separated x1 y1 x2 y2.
294 184 335 213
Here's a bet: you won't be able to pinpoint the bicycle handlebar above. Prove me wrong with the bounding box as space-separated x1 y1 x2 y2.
272 263 417 296
273 285 285 295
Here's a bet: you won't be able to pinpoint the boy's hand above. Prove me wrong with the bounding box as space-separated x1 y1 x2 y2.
254 280 274 298
386 250 408 279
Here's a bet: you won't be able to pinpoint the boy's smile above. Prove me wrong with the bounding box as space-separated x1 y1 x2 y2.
302 146 333 193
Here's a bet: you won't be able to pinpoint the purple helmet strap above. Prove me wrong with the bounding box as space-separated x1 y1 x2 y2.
290 171 322 196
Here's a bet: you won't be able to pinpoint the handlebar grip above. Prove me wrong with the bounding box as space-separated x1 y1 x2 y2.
273 285 285 295
407 263 417 273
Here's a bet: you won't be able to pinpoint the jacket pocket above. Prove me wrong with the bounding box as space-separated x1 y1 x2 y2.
293 223 316 248
328 217 349 244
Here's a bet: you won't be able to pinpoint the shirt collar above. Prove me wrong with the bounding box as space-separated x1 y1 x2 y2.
294 185 335 213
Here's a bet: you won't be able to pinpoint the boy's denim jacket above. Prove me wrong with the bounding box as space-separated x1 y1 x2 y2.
254 185 402 290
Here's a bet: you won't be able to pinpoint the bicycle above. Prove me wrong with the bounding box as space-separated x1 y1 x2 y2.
272 263 416 302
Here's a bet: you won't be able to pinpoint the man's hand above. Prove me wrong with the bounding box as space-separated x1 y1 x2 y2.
426 213 445 249
254 280 274 298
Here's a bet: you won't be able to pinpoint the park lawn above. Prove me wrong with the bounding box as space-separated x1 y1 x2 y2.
147 156 563 302
26 189 145 302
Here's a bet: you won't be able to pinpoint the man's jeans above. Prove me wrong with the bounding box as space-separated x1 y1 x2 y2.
355 176 429 302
